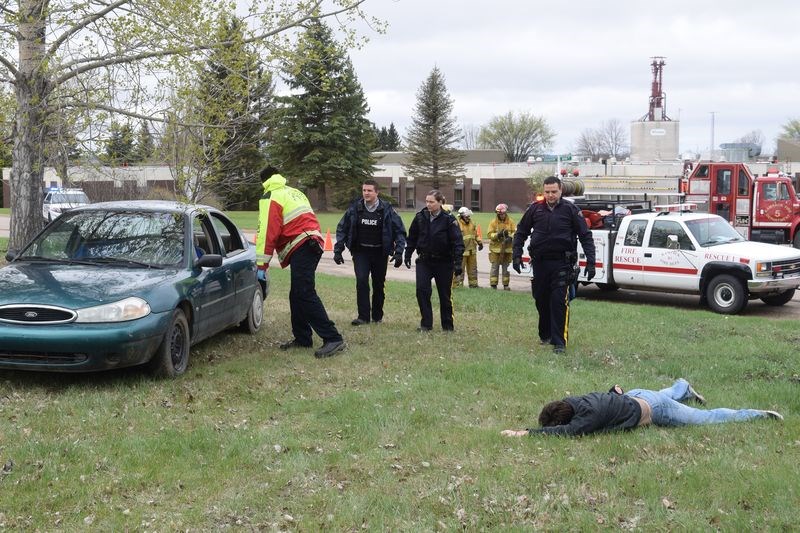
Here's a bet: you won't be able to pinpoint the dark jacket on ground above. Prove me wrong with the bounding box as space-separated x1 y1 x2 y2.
334 198 407 257
529 392 642 436
513 199 596 264
405 209 465 268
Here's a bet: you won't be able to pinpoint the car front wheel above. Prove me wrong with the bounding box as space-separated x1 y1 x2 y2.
148 309 190 377
706 274 747 314
239 286 264 334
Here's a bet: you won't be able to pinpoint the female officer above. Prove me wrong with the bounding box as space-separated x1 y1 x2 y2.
404 191 465 331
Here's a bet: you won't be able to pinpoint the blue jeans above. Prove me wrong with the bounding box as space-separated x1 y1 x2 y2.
625 379 767 426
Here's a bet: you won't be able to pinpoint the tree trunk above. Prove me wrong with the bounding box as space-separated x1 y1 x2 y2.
316 183 328 211
10 0 49 249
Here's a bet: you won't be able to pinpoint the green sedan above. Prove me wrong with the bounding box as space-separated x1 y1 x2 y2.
0 201 267 377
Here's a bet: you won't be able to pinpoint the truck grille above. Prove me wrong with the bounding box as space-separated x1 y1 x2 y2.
774 259 800 277
0 305 76 324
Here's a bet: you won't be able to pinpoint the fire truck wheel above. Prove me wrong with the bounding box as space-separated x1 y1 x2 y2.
793 232 800 249
706 274 747 314
760 289 795 306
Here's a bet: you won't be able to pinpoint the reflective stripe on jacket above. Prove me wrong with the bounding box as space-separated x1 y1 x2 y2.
256 174 323 269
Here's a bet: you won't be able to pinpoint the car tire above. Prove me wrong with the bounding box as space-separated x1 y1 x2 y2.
760 288 795 306
595 282 619 292
706 274 747 314
239 286 264 334
148 309 190 378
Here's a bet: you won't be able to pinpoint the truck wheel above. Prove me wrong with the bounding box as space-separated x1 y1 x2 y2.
793 232 800 249
596 282 619 292
760 289 795 306
705 275 747 314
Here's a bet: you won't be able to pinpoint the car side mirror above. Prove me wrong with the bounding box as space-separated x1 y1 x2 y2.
194 253 223 268
5 249 18 262
666 234 679 249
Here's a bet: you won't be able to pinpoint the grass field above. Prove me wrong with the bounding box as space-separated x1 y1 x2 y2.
0 267 797 530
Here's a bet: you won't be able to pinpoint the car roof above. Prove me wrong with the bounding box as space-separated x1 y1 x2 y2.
69 200 219 216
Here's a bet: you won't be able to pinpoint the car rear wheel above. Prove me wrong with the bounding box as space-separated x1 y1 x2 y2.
148 309 190 377
706 274 747 314
760 288 795 306
239 286 264 334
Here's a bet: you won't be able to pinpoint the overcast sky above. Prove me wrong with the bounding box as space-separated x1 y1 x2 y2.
344 0 800 156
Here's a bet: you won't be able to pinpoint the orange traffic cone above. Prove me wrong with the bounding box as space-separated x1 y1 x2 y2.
323 229 333 252
476 224 483 241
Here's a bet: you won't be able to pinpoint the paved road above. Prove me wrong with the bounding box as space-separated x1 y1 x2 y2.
3 214 798 318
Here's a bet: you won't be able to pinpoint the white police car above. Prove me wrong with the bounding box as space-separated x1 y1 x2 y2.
42 188 91 221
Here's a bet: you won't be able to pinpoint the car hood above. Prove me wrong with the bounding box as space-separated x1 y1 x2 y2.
705 241 800 262
0 262 183 309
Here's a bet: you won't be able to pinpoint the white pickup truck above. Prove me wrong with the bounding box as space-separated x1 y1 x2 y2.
524 203 800 314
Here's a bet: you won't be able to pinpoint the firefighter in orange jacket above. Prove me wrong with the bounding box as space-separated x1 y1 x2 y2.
487 203 516 290
256 169 344 358
453 207 482 288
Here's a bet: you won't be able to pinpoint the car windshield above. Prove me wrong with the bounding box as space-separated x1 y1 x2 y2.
685 217 746 246
46 191 90 204
19 210 185 267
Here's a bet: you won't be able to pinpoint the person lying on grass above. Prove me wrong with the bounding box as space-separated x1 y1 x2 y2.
502 378 783 437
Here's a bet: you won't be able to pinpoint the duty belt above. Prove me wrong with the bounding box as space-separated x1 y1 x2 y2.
418 252 450 262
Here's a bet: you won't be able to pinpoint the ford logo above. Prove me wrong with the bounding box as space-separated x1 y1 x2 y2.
24 311 38 318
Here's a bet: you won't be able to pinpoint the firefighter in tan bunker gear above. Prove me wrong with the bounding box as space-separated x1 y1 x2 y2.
487 203 516 290
452 207 482 288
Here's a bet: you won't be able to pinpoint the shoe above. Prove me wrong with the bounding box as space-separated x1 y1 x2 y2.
314 340 345 358
553 345 565 354
539 337 551 345
280 339 311 350
373 319 383 324
351 318 369 326
686 383 706 405
416 326 432 332
503 286 511 291
442 326 454 332
761 410 784 421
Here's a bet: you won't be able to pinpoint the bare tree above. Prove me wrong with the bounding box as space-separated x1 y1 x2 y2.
2 0 375 249
575 129 604 161
478 111 555 162
575 119 629 161
460 123 481 150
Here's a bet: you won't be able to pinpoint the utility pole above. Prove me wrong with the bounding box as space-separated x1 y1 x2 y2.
709 111 717 161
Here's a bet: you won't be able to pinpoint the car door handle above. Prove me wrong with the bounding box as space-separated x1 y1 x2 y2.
644 253 652 258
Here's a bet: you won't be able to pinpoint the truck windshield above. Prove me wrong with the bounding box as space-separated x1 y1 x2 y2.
685 218 745 246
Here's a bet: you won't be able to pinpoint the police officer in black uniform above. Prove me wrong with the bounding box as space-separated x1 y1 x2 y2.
512 175 596 353
334 179 407 325
404 190 465 331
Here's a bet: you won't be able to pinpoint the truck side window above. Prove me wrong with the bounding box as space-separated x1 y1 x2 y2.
649 221 694 250
763 183 777 200
737 170 749 196
624 220 647 246
716 169 731 195
779 183 790 200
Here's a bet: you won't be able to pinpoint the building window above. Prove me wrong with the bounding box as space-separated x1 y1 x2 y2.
391 186 399 204
405 186 415 209
470 189 480 211
454 188 463 208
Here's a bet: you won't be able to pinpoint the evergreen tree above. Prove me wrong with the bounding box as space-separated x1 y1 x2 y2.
404 67 464 189
132 121 155 164
385 122 401 151
267 20 376 210
195 15 273 209
104 122 135 165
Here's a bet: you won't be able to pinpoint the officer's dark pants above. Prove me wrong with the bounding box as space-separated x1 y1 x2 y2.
353 249 388 322
288 240 342 346
415 259 455 330
532 258 571 348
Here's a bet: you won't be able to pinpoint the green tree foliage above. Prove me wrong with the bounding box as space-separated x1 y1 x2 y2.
132 121 156 164
268 20 376 210
780 118 800 140
403 67 465 189
375 122 401 151
3 0 373 249
194 15 273 210
478 111 555 162
104 123 136 166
